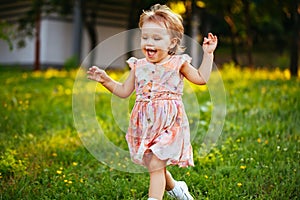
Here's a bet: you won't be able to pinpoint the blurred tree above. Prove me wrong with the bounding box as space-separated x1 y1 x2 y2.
16 0 43 70
15 0 73 70
15 0 171 69
281 0 299 77
242 0 254 67
0 20 13 50
12 0 298 74
72 0 83 67
203 0 299 75
203 0 244 65
257 0 299 76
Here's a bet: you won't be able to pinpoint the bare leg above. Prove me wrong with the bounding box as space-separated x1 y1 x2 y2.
149 167 166 200
144 152 167 200
165 170 176 191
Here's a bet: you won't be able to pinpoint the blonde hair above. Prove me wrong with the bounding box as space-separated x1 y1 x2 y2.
139 4 185 55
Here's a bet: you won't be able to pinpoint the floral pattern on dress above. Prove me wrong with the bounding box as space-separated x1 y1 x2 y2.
126 54 194 167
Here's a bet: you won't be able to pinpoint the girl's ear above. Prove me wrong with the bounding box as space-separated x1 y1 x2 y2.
169 38 178 49
168 38 178 55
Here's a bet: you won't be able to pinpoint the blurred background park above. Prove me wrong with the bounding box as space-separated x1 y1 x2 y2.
0 0 299 199
0 0 299 74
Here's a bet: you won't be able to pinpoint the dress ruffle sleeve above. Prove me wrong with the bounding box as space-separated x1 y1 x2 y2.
180 54 192 64
126 57 138 70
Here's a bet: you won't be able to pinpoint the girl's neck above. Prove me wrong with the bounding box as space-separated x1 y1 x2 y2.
150 55 172 65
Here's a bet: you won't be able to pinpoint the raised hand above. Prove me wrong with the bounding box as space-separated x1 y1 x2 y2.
87 66 109 84
202 33 218 54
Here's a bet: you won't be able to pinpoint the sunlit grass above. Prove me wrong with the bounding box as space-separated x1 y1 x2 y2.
0 66 299 199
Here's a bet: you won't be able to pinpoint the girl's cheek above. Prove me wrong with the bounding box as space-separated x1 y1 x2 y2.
140 40 146 48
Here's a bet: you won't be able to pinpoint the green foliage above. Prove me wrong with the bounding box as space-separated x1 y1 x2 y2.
0 20 13 50
63 56 79 71
0 67 299 199
0 149 27 177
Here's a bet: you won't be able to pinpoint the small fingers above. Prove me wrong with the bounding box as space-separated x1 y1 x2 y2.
87 66 101 74
212 34 218 42
206 33 217 39
87 66 106 82
203 33 218 45
203 37 209 44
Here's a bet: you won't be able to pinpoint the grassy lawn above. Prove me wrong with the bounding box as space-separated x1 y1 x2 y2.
0 65 299 199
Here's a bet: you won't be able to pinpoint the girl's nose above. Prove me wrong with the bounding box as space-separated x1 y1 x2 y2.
147 39 154 45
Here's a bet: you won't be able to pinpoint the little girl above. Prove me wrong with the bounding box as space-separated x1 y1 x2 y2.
87 4 217 200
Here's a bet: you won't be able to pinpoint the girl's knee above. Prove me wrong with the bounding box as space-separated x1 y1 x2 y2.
147 154 166 173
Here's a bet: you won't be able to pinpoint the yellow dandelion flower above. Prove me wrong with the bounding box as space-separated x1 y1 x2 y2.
257 138 261 143
72 162 78 166
56 170 62 174
64 179 68 183
283 69 290 79
240 165 247 170
204 175 208 179
186 171 190 176
237 182 242 187
264 140 269 145
65 89 72 95
68 181 72 184
52 153 57 157
80 178 84 183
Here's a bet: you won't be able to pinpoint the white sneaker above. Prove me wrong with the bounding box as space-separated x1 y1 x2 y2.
166 181 194 200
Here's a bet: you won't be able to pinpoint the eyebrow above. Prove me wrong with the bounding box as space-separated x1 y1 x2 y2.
141 32 163 37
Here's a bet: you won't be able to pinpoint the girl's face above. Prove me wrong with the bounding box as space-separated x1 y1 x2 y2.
140 21 176 64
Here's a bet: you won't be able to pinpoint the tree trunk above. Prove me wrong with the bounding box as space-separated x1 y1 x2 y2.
34 7 41 71
224 15 239 65
72 0 83 67
126 0 140 59
190 0 201 67
86 12 97 50
85 8 97 66
243 0 253 67
289 0 299 77
184 0 192 46
230 33 238 65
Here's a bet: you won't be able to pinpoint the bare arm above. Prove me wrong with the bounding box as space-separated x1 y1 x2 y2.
180 33 218 85
87 66 135 98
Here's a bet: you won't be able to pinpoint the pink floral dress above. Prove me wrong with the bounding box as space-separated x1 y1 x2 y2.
126 54 194 168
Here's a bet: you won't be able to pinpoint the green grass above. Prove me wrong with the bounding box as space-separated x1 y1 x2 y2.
0 65 299 199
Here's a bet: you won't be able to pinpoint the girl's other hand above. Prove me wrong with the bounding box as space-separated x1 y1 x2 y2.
202 33 218 54
87 66 109 84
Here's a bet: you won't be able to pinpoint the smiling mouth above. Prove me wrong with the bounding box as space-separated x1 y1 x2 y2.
145 48 157 57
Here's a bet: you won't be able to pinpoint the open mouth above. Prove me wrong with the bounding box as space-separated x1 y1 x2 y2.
145 48 157 58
